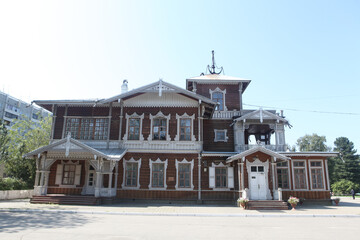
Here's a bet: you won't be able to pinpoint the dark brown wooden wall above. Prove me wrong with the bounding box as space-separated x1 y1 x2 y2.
196 83 241 111
203 119 234 152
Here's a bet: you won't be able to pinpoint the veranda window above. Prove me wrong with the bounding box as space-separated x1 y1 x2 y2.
125 162 138 187
310 161 324 189
153 118 167 140
180 118 191 141
128 118 140 140
62 164 76 185
293 161 307 189
65 118 109 140
178 163 191 188
276 162 289 189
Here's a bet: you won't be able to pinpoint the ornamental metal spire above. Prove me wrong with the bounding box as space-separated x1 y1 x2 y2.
207 50 223 74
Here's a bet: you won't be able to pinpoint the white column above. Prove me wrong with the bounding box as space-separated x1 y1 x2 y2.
34 171 40 187
237 162 241 198
108 173 113 190
95 172 101 197
114 162 119 189
272 162 276 199
198 155 201 202
42 171 50 195
240 159 245 191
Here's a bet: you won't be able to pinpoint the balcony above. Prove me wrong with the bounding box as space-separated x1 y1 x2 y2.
212 110 241 119
239 144 287 152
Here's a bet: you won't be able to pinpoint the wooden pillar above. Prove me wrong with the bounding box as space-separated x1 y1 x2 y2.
237 162 241 198
240 158 245 190
106 102 112 149
34 171 40 187
272 162 276 199
114 162 119 190
61 105 68 138
197 154 201 202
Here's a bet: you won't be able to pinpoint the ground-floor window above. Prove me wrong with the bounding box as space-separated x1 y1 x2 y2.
178 163 191 188
294 168 307 189
125 162 138 187
311 168 324 189
62 164 76 185
215 167 227 188
277 168 289 189
152 163 164 187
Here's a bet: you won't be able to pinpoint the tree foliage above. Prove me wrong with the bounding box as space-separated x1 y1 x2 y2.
3 115 51 188
329 137 360 185
331 179 359 195
0 120 9 162
296 133 330 152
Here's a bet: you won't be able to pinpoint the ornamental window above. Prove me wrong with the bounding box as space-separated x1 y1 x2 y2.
175 113 195 141
209 162 234 189
122 158 141 189
214 129 228 142
175 159 194 190
148 158 168 190
65 117 109 140
124 113 144 141
149 112 170 141
209 87 227 111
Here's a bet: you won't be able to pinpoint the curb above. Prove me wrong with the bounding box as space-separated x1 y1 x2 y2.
1 208 360 218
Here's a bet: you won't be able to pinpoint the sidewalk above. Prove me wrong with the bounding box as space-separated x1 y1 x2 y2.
1 197 359 217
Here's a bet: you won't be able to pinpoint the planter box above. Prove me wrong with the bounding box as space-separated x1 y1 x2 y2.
0 190 34 200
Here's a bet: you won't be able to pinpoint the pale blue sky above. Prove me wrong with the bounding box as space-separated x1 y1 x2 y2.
0 0 359 151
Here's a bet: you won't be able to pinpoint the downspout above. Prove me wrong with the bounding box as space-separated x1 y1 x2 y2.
198 100 202 203
106 102 113 149
118 100 123 147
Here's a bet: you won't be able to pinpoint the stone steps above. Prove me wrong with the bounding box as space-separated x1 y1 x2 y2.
30 195 100 206
247 200 289 210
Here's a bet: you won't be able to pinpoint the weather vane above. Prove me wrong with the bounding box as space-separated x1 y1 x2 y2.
207 50 223 74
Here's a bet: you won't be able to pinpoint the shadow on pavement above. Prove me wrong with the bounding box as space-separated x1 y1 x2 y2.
0 211 94 233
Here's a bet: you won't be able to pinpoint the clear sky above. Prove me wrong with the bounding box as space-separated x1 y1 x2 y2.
1 0 359 151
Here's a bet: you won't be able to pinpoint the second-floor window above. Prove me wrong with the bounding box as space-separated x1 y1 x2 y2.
212 92 224 111
128 118 140 140
180 118 191 141
65 118 109 140
153 118 167 140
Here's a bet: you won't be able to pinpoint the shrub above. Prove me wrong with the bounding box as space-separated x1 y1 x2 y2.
331 179 360 195
0 177 28 190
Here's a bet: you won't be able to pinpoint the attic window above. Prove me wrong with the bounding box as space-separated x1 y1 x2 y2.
209 87 227 111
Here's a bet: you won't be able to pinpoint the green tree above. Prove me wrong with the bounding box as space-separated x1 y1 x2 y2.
331 179 359 195
296 133 330 152
330 137 360 185
4 115 51 188
0 120 9 162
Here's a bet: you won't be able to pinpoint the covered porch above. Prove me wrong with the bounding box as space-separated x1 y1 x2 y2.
25 135 127 198
226 145 290 201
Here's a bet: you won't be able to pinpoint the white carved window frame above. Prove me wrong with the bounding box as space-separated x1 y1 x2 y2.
123 113 144 141
209 87 227 111
175 113 195 141
214 129 228 142
55 160 82 188
175 158 194 190
122 158 142 189
291 160 309 190
309 159 326 190
149 111 171 141
148 158 168 190
208 162 234 191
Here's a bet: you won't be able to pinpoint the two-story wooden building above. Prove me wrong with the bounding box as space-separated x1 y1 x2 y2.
25 57 336 206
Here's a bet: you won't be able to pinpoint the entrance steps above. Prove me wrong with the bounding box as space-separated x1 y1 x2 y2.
247 200 288 210
30 195 100 206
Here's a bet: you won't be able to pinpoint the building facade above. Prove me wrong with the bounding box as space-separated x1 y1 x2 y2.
25 63 336 204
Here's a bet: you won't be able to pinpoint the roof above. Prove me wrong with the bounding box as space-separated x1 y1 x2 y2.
24 137 127 161
98 79 217 105
226 146 290 163
202 151 238 157
187 74 250 81
235 108 289 124
279 152 339 157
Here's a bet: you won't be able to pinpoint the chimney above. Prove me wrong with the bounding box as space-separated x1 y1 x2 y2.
121 79 128 93
280 110 284 117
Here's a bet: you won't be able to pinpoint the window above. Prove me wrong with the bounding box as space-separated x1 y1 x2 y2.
124 113 144 141
293 161 307 189
4 112 18 119
65 117 109 140
215 167 227 188
62 164 76 185
32 113 39 120
122 158 141 189
209 162 234 189
148 158 168 190
175 159 194 190
128 118 140 140
153 118 167 140
310 161 324 189
209 87 227 111
214 129 228 142
5 104 20 113
175 113 195 141
277 162 289 189
149 111 170 141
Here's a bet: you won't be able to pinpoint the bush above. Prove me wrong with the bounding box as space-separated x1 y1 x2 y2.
0 177 28 190
331 179 360 195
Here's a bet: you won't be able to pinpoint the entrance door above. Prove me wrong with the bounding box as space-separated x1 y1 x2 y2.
249 166 267 200
86 165 96 195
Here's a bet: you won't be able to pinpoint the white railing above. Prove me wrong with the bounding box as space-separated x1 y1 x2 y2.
240 144 286 152
122 140 202 151
212 111 241 119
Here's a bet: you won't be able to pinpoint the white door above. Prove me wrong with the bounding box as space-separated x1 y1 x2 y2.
86 165 96 195
249 166 267 200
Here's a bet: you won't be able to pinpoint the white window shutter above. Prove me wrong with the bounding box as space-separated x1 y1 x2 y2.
209 167 215 188
227 167 234 188
74 165 82 185
55 164 63 185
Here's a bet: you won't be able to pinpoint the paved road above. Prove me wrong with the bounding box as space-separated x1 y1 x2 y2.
0 211 359 240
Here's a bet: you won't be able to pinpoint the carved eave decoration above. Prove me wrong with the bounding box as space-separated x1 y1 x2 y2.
235 108 290 125
226 146 290 163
